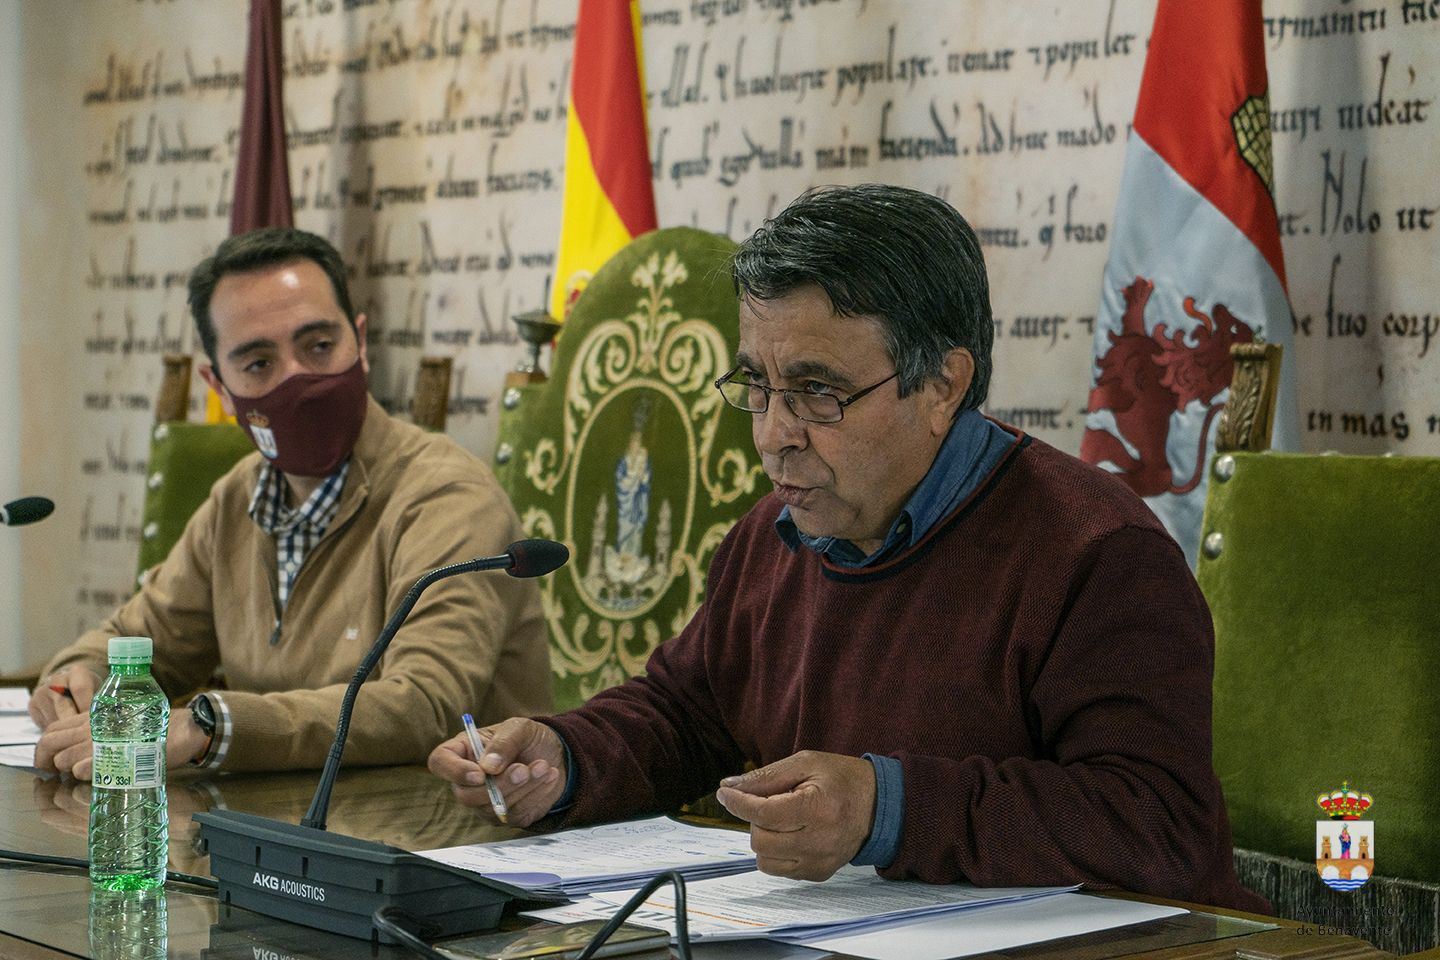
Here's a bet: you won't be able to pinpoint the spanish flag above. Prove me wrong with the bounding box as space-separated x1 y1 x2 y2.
550 0 658 320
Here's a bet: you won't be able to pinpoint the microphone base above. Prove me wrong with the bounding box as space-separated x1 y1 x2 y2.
195 810 523 943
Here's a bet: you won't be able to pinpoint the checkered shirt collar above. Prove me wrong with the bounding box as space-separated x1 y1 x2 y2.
247 460 350 538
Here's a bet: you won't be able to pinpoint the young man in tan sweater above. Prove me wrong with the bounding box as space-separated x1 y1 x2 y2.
31 228 552 777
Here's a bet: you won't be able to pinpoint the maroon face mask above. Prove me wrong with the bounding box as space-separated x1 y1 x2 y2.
231 359 369 477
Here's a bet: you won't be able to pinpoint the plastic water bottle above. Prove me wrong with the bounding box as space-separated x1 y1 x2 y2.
89 636 169 890
89 886 168 960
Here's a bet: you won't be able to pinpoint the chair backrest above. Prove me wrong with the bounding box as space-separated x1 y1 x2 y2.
138 421 255 579
412 355 452 432
492 227 767 710
137 357 252 579
1197 450 1440 951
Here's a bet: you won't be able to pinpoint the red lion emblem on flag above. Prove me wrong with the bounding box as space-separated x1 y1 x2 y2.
1081 277 1254 498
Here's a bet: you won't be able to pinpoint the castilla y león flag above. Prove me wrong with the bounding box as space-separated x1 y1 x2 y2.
1082 0 1297 565
550 0 658 320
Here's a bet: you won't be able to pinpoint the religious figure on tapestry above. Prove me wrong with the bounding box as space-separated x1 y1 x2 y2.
582 394 673 611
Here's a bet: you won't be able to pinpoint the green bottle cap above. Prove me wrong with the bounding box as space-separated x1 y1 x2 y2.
107 636 153 662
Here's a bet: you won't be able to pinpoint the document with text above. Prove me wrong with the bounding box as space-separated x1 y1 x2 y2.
0 714 42 747
525 865 1078 941
0 744 40 770
417 816 756 896
805 893 1190 960
0 701 49 772
0 687 31 714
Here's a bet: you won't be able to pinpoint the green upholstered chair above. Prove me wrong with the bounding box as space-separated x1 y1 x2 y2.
137 419 254 580
136 356 253 582
1197 451 1440 953
492 227 767 710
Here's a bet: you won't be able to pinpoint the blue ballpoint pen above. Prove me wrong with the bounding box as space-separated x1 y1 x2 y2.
461 713 509 823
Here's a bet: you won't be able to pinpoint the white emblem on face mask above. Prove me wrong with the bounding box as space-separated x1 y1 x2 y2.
251 425 279 460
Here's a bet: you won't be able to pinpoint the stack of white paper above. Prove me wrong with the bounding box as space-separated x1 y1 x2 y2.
524 865 1079 941
417 816 756 897
0 688 42 768
805 893 1191 960
426 817 1194 955
0 687 31 714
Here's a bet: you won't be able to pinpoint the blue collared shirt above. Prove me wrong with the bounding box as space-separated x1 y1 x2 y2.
776 410 1015 868
775 409 1013 568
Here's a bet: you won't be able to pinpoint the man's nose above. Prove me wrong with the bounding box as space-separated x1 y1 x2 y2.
275 351 311 383
753 395 807 456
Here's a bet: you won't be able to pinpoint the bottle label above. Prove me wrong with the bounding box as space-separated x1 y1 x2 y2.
92 741 163 790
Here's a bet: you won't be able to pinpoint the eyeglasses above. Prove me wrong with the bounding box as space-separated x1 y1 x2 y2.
713 367 900 424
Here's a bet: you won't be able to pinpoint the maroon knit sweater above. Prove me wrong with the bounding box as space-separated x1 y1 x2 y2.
544 433 1266 912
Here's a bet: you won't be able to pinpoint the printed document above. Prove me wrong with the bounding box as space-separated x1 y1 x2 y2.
526 865 1077 940
0 709 45 771
0 687 31 713
418 816 756 896
0 693 50 771
805 893 1190 960
0 714 42 747
0 744 40 770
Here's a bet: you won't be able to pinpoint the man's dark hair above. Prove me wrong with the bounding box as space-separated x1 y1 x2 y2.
730 183 993 412
187 227 356 372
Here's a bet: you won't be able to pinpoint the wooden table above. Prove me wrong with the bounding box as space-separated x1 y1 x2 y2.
0 765 1395 960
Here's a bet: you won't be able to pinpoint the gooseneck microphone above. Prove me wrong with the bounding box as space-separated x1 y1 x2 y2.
195 538 570 942
303 537 569 829
1 497 54 526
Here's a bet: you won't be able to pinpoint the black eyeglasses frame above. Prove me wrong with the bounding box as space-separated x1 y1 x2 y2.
713 367 900 424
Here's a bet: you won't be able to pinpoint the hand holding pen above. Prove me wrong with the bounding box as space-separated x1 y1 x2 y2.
28 666 103 729
461 713 510 823
429 716 568 827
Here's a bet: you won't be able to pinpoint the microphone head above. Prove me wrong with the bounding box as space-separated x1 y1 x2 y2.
2 496 54 526
505 539 569 578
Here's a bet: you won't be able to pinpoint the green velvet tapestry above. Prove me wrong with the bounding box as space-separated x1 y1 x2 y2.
137 422 253 578
1198 451 1440 887
493 228 767 710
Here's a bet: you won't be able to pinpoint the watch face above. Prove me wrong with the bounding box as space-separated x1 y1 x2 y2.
192 696 216 734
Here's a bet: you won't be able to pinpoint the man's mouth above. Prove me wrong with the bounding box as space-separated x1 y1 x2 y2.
771 483 817 508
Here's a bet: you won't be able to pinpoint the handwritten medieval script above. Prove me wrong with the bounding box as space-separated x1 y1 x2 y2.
26 0 1439 642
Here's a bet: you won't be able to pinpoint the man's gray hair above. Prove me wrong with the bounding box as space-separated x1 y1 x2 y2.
730 183 993 412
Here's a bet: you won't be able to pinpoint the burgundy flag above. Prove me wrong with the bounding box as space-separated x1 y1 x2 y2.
230 0 292 234
211 0 292 421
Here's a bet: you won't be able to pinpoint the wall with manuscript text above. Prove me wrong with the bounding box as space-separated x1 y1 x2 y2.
12 0 1437 668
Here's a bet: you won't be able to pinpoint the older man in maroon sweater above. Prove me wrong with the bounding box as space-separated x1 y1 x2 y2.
431 184 1266 912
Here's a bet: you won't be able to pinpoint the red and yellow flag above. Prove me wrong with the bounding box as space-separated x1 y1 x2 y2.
550 0 658 320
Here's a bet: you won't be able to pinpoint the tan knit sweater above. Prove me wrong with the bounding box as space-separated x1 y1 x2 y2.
44 397 553 771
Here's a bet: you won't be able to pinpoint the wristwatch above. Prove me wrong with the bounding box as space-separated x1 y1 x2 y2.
190 693 217 759
190 694 216 741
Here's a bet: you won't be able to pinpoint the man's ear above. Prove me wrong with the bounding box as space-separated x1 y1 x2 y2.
197 362 237 418
926 347 975 435
354 313 369 374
